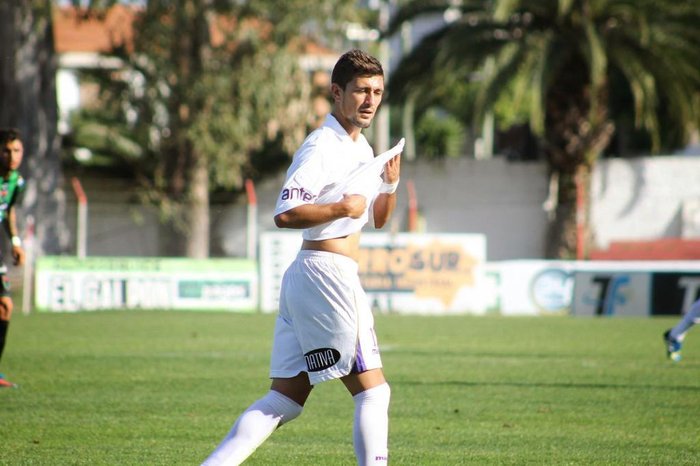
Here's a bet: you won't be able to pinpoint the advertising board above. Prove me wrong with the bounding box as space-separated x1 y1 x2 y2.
571 262 700 316
494 261 576 315
259 232 488 314
35 256 258 312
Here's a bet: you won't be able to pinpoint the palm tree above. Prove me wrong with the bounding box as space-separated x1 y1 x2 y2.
387 0 700 258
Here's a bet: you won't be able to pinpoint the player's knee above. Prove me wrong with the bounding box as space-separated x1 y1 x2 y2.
374 382 391 407
266 390 303 426
279 401 302 427
354 382 391 408
0 297 12 320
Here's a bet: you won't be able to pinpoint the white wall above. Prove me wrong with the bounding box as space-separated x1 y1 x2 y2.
214 157 551 260
590 156 700 248
216 155 700 260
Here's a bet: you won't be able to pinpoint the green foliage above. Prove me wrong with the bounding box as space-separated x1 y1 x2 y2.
414 108 465 158
387 0 700 258
2 311 699 464
388 0 700 157
187 46 313 189
68 110 144 166
491 75 534 130
64 0 358 253
68 0 360 191
111 2 319 191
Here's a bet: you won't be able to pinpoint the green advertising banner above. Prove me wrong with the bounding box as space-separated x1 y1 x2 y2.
35 256 258 312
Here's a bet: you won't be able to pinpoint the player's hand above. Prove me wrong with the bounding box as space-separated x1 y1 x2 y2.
12 245 25 266
382 153 401 184
340 194 367 219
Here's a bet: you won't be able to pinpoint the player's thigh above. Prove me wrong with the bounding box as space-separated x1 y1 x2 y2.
341 368 386 396
271 373 313 406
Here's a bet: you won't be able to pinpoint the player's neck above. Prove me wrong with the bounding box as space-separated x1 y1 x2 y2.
331 111 362 141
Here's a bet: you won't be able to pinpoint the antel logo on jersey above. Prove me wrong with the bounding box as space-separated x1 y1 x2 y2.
280 187 315 202
304 347 341 372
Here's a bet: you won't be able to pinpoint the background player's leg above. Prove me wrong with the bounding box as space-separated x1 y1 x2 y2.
0 296 15 388
0 295 12 361
0 317 8 362
664 298 700 361
669 298 700 341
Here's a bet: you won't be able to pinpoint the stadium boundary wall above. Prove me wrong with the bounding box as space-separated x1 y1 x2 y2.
62 155 700 261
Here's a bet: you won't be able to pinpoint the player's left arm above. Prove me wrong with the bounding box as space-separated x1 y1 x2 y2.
373 154 401 229
5 207 25 266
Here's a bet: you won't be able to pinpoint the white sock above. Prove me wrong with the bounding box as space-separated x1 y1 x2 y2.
670 299 700 341
201 390 302 466
353 383 390 465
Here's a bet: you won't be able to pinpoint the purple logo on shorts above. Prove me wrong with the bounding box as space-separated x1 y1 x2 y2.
304 348 341 372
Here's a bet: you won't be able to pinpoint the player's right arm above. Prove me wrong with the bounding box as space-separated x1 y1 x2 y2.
3 206 24 266
274 139 368 229
275 194 366 229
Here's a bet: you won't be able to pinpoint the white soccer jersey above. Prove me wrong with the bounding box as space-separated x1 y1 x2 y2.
273 114 382 241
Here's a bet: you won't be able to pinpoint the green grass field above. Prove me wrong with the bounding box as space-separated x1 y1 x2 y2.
1 311 699 465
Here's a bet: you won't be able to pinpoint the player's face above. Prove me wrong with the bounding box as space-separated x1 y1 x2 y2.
332 75 384 133
2 140 24 171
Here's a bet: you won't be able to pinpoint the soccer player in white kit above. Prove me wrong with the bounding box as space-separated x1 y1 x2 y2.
201 49 401 466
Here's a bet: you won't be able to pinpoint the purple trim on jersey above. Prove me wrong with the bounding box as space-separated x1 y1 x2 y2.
353 344 367 373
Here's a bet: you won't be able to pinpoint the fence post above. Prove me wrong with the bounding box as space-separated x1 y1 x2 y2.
245 179 257 260
21 215 35 315
71 177 88 259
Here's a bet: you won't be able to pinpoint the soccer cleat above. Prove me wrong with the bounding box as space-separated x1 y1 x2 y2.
663 330 682 362
0 375 17 388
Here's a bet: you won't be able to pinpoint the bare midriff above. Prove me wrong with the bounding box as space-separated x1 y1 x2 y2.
301 231 362 262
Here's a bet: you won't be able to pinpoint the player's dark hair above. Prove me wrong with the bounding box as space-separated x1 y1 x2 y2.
0 128 21 146
331 49 384 90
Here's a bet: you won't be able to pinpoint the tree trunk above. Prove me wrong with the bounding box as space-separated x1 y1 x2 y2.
0 1 68 255
544 168 575 258
544 165 592 259
185 157 210 258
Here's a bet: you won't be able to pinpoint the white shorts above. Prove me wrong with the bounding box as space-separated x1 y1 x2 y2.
270 250 383 385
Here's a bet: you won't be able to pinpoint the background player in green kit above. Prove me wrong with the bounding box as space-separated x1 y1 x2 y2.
0 129 26 389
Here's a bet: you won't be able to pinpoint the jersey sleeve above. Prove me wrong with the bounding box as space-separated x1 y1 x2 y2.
273 142 327 217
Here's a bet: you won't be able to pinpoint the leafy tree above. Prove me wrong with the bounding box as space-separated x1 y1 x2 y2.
387 0 700 258
71 0 357 257
414 108 465 159
0 1 69 255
